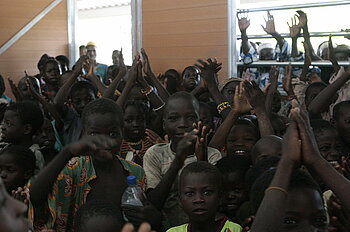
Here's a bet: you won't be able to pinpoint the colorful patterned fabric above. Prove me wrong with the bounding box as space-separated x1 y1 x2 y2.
119 137 154 166
28 155 145 231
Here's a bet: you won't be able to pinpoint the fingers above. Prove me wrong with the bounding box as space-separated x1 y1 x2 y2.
121 223 134 232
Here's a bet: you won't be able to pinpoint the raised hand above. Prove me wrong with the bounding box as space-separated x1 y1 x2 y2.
287 15 301 38
175 128 198 166
237 11 250 32
327 194 350 232
194 58 221 88
117 48 127 78
12 186 30 204
243 80 266 109
282 63 295 96
141 48 153 76
8 77 23 101
74 55 89 74
268 66 279 92
296 10 307 28
281 113 301 166
233 81 252 114
193 121 210 162
261 11 276 34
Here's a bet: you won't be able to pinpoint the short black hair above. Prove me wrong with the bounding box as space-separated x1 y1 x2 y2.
37 54 51 70
69 80 98 99
310 119 336 135
43 58 60 72
215 155 251 177
250 168 322 214
305 82 327 97
231 118 260 140
245 156 280 194
333 100 350 120
6 101 44 135
181 66 199 79
124 100 149 115
0 145 36 177
180 161 222 192
73 200 123 232
55 55 70 67
164 91 199 117
82 98 124 128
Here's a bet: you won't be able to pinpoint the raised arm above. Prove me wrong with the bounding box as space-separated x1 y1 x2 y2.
86 61 107 95
328 35 341 73
264 66 279 116
261 11 285 51
103 50 127 99
244 80 274 136
251 112 301 232
209 82 251 150
288 15 302 58
141 48 170 101
237 11 251 56
54 55 88 105
300 42 312 82
308 67 350 114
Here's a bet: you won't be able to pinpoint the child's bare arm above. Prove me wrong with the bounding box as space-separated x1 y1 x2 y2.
209 83 250 150
54 56 88 105
146 129 198 210
103 50 127 99
244 80 274 136
237 11 251 55
288 15 301 58
294 103 350 216
251 112 301 232
328 35 341 73
308 67 350 114
141 48 170 101
85 62 107 94
261 11 284 51
29 135 116 207
264 66 278 116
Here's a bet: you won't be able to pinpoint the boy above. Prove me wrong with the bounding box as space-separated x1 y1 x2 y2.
332 100 350 155
251 135 282 165
167 161 242 232
28 99 151 231
143 92 222 227
215 156 250 221
1 101 45 173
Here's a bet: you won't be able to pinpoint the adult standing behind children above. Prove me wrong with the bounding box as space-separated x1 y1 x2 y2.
86 42 108 85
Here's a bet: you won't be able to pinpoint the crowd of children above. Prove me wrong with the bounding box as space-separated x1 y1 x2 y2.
0 9 350 232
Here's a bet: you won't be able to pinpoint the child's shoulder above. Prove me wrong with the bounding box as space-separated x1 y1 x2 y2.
223 220 242 232
166 224 188 232
145 143 171 154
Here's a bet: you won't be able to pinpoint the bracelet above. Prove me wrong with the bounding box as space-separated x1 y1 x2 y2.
141 85 154 96
153 103 165 112
265 186 288 195
217 101 231 114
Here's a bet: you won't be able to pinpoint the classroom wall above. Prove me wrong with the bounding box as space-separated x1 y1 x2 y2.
142 0 228 80
0 0 68 97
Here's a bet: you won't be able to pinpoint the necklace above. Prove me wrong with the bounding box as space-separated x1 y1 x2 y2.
127 140 142 146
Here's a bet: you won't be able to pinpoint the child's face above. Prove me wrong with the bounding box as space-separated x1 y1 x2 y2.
0 153 28 192
71 89 96 116
84 112 123 161
226 124 258 157
182 69 200 91
180 173 220 223
1 110 25 143
44 62 61 86
18 78 39 101
0 178 29 232
33 119 56 149
334 107 350 145
123 105 146 141
222 81 240 105
253 142 281 164
314 128 342 165
283 187 327 232
79 216 122 232
163 98 199 145
221 172 246 217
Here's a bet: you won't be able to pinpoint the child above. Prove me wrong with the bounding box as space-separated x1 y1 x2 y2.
28 98 152 231
226 118 259 159
120 100 154 166
181 66 200 92
216 156 251 221
218 78 241 106
143 92 222 228
310 119 342 164
0 145 35 193
2 101 45 173
166 161 242 232
251 135 282 165
199 102 214 138
73 200 123 232
0 177 29 232
42 58 61 102
332 100 350 155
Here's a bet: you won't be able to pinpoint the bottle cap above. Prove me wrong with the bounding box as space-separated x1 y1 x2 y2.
127 176 137 186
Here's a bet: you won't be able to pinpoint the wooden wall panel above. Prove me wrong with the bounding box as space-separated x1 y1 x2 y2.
0 0 68 97
143 0 228 81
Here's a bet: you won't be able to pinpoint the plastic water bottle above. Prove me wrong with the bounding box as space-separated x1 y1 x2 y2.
121 176 145 221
